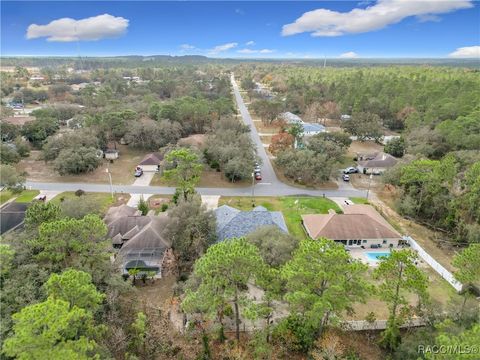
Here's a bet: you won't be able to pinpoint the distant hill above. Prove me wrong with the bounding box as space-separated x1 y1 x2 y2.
1 55 478 69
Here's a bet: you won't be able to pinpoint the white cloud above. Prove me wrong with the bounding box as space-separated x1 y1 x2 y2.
237 48 275 55
210 42 238 54
246 40 255 46
282 0 473 37
180 44 196 50
339 51 359 58
26 14 129 42
448 46 480 58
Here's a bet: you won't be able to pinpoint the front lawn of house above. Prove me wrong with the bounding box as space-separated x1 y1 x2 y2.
0 190 40 204
218 196 341 238
51 191 130 215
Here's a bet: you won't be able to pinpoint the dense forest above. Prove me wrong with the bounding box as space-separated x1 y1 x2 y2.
238 65 480 244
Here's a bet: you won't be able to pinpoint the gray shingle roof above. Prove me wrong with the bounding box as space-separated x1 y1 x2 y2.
214 205 288 242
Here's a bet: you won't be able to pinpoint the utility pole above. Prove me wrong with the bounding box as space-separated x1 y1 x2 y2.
366 174 373 200
106 167 113 199
251 172 255 207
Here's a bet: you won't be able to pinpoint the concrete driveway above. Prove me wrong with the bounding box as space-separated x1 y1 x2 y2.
132 172 155 186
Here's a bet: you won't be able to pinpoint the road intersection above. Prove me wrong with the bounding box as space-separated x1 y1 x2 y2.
25 75 367 200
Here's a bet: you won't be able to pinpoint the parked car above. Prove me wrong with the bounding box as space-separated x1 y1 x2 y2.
254 171 262 181
254 165 261 172
342 174 350 182
134 168 143 177
343 167 358 174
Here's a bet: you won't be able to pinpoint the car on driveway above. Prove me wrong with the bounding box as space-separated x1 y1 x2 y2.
343 167 358 174
342 174 350 182
134 168 143 177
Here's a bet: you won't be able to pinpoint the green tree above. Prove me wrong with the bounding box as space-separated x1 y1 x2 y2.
452 244 480 314
182 238 266 341
281 238 371 340
0 243 15 278
0 144 20 164
30 214 109 275
384 137 406 158
246 226 298 267
0 164 25 192
45 269 105 311
287 123 304 146
24 201 61 230
373 250 429 351
341 112 383 142
129 312 147 356
2 297 101 360
164 195 216 270
54 146 101 175
137 197 149 216
275 149 333 184
163 148 203 201
428 321 480 360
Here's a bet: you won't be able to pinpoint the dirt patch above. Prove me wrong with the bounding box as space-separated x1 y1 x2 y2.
348 141 384 158
178 134 206 148
18 145 146 185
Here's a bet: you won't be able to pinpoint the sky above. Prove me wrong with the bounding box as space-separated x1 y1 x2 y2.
1 1 479 58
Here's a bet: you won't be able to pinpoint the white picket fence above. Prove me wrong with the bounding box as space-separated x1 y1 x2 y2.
404 236 463 292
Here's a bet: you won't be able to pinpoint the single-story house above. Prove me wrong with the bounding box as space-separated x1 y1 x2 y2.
302 122 326 136
302 204 402 248
279 112 303 124
356 152 398 174
104 204 172 278
138 152 163 172
214 205 288 242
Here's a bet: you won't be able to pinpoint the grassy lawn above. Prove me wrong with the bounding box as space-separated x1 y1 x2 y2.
349 197 370 204
14 190 40 203
0 190 15 204
0 190 39 204
219 196 341 239
151 168 250 188
51 191 130 215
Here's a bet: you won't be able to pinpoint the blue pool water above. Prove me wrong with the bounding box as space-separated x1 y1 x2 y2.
366 252 391 261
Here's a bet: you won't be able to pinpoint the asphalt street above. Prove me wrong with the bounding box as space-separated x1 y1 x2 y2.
25 75 367 199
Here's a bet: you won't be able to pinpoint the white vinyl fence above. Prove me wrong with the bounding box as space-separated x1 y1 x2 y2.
404 236 463 292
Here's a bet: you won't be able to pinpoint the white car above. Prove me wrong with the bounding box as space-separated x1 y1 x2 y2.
343 167 358 174
342 174 350 182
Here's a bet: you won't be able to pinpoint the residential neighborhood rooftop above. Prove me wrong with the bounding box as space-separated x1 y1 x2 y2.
215 205 288 242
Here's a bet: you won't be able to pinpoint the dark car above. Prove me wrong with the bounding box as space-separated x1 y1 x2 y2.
134 168 143 177
254 171 262 181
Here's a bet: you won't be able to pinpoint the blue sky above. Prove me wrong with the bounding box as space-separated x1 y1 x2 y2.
1 1 479 58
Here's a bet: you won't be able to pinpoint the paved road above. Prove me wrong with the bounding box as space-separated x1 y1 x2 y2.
25 75 367 199
25 181 366 198
231 74 278 185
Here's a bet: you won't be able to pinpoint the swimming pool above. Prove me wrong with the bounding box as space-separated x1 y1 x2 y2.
366 252 391 261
